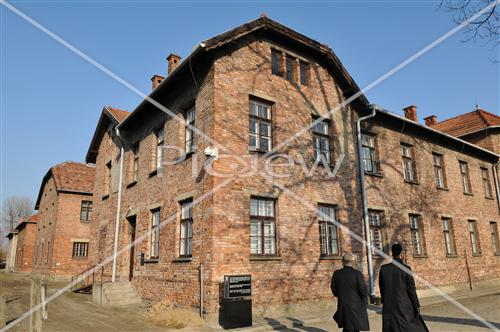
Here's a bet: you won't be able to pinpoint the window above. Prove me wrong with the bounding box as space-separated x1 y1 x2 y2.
433 153 446 188
285 55 295 82
249 99 272 152
299 61 309 85
250 198 276 256
104 161 112 195
72 242 88 258
46 241 50 262
271 49 282 76
312 118 331 163
318 205 340 256
150 209 160 259
468 220 481 255
442 218 456 256
490 222 499 254
179 200 193 257
368 210 384 255
460 161 472 194
361 134 378 174
401 144 417 182
154 128 164 171
481 167 493 198
80 201 92 221
409 215 425 256
130 144 139 183
185 107 195 153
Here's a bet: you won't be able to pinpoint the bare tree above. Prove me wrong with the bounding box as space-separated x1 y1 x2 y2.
1 196 33 232
441 0 499 49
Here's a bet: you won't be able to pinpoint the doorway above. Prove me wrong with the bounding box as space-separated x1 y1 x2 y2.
127 215 137 281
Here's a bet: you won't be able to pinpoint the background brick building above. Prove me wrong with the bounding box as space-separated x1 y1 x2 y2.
87 16 499 321
13 214 38 273
33 161 95 278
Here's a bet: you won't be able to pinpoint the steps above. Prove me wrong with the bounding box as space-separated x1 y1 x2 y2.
100 281 142 306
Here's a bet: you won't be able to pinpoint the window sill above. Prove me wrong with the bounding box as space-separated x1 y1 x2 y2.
446 254 459 258
248 148 277 156
173 257 192 263
412 254 428 259
314 159 337 169
250 256 282 261
485 196 494 200
494 252 500 256
404 180 419 185
144 258 159 264
319 255 342 261
463 192 474 196
365 171 383 178
175 151 195 164
79 220 91 224
127 181 137 189
71 257 88 260
148 170 158 178
472 253 482 257
101 195 109 201
436 186 449 191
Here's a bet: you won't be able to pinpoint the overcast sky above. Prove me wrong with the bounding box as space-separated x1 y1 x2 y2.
1 1 498 202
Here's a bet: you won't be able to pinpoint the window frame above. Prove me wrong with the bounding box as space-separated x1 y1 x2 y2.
250 197 277 256
432 153 447 189
285 54 296 82
150 208 161 259
468 220 481 255
130 143 139 183
72 242 89 258
312 116 332 164
79 200 93 222
104 161 112 196
481 167 493 198
441 218 457 256
271 49 282 76
179 199 193 257
299 60 309 85
409 214 426 256
248 99 273 153
317 204 340 257
185 107 196 154
368 210 384 256
459 161 472 194
490 221 500 254
361 133 379 174
401 143 417 182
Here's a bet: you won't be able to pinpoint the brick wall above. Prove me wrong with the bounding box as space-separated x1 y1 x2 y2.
13 222 37 272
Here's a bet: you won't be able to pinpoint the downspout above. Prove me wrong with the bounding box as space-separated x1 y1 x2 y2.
111 128 125 283
493 160 500 213
356 104 379 300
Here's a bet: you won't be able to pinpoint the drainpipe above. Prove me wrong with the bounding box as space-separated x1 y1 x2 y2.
111 128 125 283
493 160 500 213
356 104 380 300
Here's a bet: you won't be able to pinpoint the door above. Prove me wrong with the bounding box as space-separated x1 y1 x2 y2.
127 216 137 281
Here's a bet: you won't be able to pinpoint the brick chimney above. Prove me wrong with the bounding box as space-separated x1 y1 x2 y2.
151 74 165 90
167 54 181 75
424 115 437 126
403 105 418 122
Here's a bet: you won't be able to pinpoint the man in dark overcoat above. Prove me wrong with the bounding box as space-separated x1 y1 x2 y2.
379 243 429 332
331 253 370 332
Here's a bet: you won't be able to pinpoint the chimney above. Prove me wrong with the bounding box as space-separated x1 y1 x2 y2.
167 54 181 75
151 74 165 90
403 105 418 122
424 115 437 126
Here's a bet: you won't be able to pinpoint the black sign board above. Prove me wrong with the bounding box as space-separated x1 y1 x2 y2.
224 275 252 299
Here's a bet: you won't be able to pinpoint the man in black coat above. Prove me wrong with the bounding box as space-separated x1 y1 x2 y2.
331 253 370 332
379 243 428 332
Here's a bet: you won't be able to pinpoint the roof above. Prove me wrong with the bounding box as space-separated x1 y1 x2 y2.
119 15 369 130
86 106 129 163
429 109 500 137
15 213 38 231
35 162 95 209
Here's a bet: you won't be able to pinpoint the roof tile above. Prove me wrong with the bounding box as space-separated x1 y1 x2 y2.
430 109 500 137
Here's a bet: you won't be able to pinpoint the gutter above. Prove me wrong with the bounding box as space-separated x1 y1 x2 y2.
111 127 126 283
493 160 500 213
356 104 379 299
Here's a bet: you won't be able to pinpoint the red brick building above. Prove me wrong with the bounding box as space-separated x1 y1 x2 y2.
33 161 95 278
87 16 499 320
426 108 500 154
13 214 39 273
